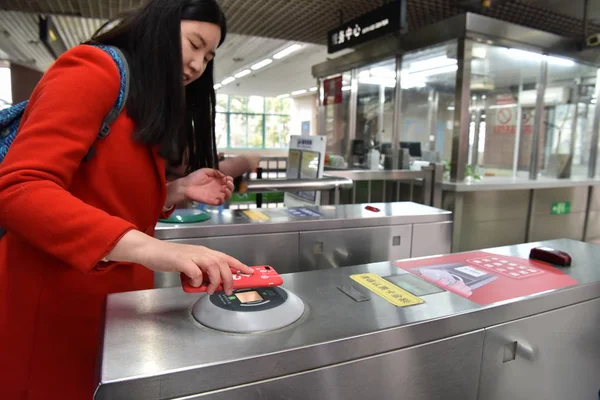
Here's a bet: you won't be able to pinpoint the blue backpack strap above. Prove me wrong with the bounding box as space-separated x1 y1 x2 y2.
83 44 130 161
0 101 29 163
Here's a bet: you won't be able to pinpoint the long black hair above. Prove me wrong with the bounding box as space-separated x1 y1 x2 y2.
87 0 226 173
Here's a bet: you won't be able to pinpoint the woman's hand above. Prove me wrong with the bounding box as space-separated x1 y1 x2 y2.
106 230 253 295
165 168 234 209
182 168 233 205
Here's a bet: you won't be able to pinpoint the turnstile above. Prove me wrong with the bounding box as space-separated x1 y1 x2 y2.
153 202 453 287
96 239 600 400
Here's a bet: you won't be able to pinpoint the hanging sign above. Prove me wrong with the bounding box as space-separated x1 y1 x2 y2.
327 0 407 54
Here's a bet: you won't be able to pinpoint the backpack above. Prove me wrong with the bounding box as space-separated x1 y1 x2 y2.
0 44 130 239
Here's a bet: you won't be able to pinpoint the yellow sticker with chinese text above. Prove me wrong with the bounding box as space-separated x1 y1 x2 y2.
243 210 270 221
350 273 424 307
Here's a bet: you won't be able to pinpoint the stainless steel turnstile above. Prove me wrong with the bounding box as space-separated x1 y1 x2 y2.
153 202 453 287
96 239 600 400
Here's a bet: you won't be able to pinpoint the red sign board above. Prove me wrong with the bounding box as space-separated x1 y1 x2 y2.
394 251 578 305
323 76 343 106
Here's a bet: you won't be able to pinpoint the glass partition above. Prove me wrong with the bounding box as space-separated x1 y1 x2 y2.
467 43 543 178
354 59 396 168
466 42 598 179
314 36 600 179
399 41 458 166
541 61 598 178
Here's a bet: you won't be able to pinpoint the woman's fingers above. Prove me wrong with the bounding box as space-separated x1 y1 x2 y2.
204 261 223 295
218 260 234 295
227 256 253 275
180 260 204 287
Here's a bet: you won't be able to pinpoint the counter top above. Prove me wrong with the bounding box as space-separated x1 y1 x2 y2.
442 176 600 192
154 202 451 240
96 239 600 399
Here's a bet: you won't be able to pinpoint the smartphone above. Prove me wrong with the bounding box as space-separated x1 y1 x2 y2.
180 265 284 293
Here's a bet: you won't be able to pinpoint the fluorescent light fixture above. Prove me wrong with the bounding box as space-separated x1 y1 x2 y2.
410 64 458 78
273 44 302 60
472 46 487 59
408 56 456 73
291 89 307 96
213 83 222 90
402 80 426 89
276 93 290 98
506 48 575 66
447 106 455 110
369 67 396 79
489 104 517 109
251 59 272 70
341 86 351 91
221 76 235 85
309 87 318 92
234 69 251 78
359 76 396 88
547 56 575 66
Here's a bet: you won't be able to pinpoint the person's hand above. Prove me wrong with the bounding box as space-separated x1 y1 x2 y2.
182 168 233 205
143 240 254 295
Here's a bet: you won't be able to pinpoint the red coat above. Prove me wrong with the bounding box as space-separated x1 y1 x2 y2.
0 45 170 399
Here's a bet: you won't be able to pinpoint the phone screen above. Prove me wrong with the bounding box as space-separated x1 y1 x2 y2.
235 291 263 303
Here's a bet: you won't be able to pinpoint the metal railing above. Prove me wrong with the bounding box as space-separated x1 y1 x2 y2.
246 176 354 205
324 163 444 207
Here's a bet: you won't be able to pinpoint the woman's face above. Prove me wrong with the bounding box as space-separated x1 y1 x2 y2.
180 20 221 85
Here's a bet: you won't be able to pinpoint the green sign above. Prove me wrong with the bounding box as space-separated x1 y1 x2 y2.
551 202 571 215
229 192 284 204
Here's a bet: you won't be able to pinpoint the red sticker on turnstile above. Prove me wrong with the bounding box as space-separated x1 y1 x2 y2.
393 251 579 305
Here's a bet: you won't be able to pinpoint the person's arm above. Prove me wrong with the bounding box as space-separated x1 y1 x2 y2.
105 229 253 295
218 154 261 178
0 46 136 273
163 168 234 209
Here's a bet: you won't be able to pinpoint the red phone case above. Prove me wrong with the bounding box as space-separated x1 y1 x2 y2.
180 265 284 293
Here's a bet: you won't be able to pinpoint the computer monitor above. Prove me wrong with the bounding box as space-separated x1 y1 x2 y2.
400 141 422 157
351 140 365 156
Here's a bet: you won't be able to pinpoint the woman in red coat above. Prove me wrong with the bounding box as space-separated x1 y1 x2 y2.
0 0 253 398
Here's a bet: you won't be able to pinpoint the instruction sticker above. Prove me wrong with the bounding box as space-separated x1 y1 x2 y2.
242 210 270 221
350 273 424 307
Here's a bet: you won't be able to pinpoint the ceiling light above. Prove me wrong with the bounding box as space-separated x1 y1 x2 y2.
341 86 351 91
401 80 426 89
221 76 235 85
472 47 487 59
369 67 396 79
506 48 575 66
547 56 575 66
277 93 290 98
251 59 273 70
410 64 458 78
234 69 251 78
273 44 302 60
359 76 396 88
409 56 456 73
213 83 222 90
291 89 307 96
309 87 317 92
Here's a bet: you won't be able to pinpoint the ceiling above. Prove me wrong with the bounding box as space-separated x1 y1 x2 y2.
0 0 381 44
0 0 598 99
520 0 600 24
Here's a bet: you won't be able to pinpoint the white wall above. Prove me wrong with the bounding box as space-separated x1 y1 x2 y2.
290 94 317 137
